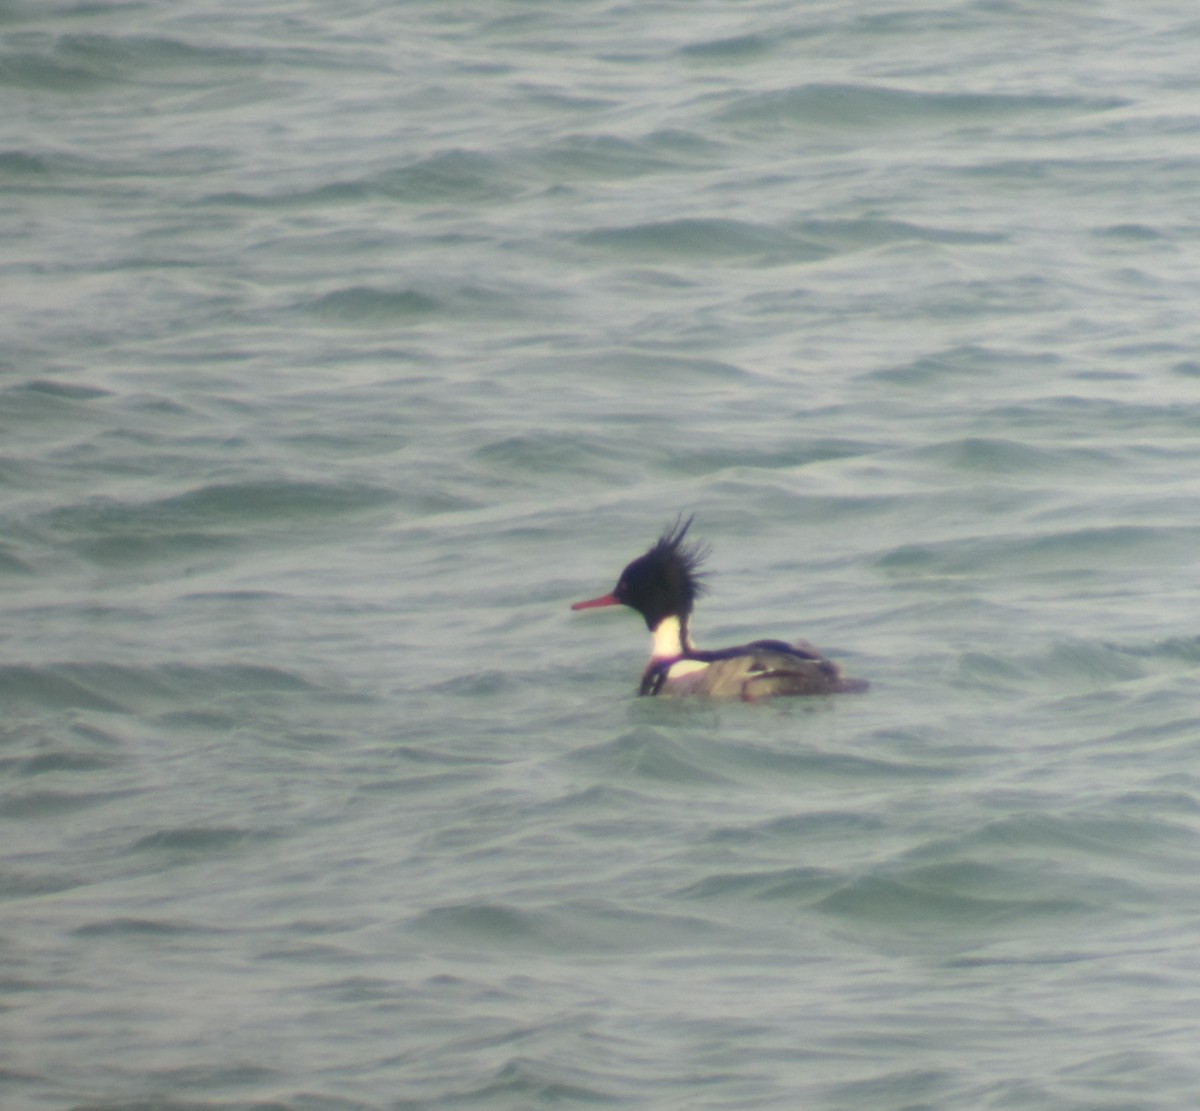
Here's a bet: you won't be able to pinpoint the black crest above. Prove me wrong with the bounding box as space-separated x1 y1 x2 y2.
615 515 709 630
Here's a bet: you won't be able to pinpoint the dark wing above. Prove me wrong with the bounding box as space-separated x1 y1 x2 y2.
683 642 868 700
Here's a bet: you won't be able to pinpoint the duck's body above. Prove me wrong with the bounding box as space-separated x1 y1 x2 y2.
571 517 867 701
640 638 860 699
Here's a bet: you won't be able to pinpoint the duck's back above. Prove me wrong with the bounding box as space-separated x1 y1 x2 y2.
643 640 868 701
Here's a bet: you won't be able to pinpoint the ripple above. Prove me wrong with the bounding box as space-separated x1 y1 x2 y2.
129 825 274 856
796 217 1007 249
679 33 775 61
15 378 112 400
0 870 87 898
70 916 225 938
878 524 1200 580
411 899 716 954
0 787 131 819
0 665 128 712
577 218 829 262
473 432 615 477
0 661 317 713
36 479 394 566
676 865 839 903
0 150 53 176
305 286 442 322
567 729 735 787
817 871 1090 927
905 435 1100 474
207 149 520 208
456 1056 619 1107
717 82 1128 129
535 132 687 179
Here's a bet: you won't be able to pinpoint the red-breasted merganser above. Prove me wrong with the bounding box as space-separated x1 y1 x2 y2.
571 517 868 700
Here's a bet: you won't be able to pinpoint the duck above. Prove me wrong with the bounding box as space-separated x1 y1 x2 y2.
571 516 867 700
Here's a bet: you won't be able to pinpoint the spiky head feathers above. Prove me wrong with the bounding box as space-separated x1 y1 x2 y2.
612 515 708 631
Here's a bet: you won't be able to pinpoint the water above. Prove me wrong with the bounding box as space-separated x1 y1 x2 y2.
5 2 1200 1108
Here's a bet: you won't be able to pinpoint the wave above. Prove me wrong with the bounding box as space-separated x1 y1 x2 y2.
409 898 716 955
205 149 520 209
25 478 393 568
578 217 829 262
0 660 317 713
717 82 1127 129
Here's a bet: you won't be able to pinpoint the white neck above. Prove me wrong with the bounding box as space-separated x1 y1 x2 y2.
650 614 693 659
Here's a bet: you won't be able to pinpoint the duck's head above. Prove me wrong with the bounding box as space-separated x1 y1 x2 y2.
571 516 708 635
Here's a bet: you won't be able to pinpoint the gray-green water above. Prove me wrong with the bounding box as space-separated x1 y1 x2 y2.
5 3 1200 1109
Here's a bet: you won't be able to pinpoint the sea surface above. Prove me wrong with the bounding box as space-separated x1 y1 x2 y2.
5 2 1200 1109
